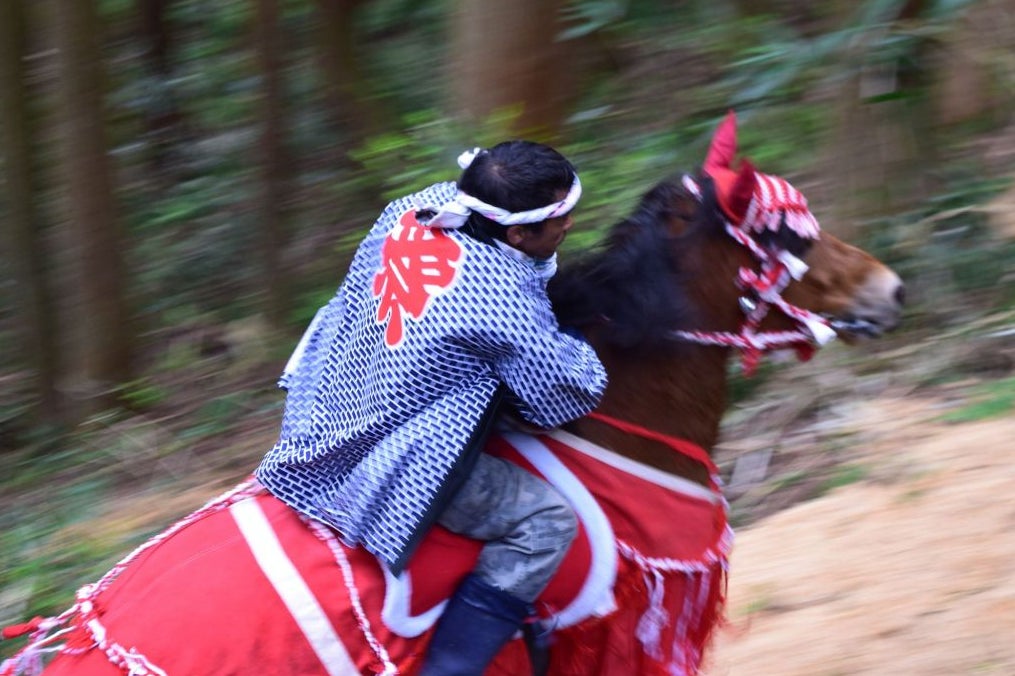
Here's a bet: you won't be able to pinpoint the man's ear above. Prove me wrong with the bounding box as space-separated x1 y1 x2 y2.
505 225 526 248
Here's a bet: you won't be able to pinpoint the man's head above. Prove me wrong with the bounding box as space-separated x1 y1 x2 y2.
458 141 579 259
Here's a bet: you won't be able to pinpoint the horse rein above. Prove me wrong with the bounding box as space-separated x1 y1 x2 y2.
671 175 836 376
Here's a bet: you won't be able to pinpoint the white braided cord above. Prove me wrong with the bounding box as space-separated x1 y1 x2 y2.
306 519 398 675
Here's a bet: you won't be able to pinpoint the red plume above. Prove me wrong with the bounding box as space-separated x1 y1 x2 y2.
704 110 738 176
724 159 757 224
702 110 758 224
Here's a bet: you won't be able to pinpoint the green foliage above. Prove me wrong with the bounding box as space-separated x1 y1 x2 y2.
98 0 134 20
349 114 464 202
359 0 447 33
860 171 1015 318
172 0 253 42
727 362 777 405
117 378 170 411
819 464 869 493
291 287 335 327
940 377 1015 423
0 490 153 626
565 133 681 243
560 0 630 40
129 169 260 319
662 0 981 120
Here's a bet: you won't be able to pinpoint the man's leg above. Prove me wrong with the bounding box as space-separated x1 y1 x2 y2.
418 453 577 675
438 453 578 601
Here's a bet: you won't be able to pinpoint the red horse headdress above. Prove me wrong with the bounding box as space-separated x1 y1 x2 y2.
703 111 820 240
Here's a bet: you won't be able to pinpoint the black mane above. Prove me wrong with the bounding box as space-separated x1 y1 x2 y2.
549 175 721 349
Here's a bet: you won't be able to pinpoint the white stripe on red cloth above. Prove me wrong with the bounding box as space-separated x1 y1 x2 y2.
230 498 359 676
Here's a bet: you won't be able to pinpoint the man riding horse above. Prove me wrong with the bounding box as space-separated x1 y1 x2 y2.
1 112 904 676
255 141 608 675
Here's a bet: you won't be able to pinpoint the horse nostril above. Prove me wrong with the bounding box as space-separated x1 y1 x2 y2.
894 283 906 307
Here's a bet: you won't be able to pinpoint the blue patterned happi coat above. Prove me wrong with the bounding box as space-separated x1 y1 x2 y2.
256 182 607 573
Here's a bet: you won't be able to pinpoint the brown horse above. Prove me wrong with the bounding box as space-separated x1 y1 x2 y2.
1 113 902 676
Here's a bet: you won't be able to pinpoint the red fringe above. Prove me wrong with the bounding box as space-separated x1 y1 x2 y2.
485 555 727 676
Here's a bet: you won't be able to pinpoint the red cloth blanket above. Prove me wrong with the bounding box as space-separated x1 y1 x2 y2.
2 431 730 676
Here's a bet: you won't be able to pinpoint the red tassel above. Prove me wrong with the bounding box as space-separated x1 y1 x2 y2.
794 343 817 362
1 617 43 641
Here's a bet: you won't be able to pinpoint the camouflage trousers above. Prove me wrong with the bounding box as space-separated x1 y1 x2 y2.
437 452 578 602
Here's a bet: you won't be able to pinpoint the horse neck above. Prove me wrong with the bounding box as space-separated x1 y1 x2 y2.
566 225 749 486
549 191 755 485
568 340 732 486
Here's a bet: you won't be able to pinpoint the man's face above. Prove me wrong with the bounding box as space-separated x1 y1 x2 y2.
507 211 574 260
505 188 576 260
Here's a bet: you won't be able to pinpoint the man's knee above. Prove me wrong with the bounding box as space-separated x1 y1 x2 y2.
522 485 578 554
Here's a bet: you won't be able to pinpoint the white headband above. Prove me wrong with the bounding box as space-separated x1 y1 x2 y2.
425 147 582 229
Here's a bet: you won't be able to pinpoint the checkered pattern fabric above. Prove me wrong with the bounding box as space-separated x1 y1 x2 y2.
256 182 607 571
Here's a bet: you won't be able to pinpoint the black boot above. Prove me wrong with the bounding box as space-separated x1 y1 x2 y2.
521 618 552 676
419 574 531 676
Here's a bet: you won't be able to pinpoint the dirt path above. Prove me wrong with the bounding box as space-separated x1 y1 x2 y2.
710 397 1015 675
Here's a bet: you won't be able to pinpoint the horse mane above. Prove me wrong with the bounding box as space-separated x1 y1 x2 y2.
549 174 723 350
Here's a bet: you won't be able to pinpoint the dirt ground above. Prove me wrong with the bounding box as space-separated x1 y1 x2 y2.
709 395 1015 676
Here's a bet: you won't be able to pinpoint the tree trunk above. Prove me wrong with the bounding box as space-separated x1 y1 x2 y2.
51 0 132 418
826 0 940 231
254 0 289 330
451 0 576 139
0 0 62 423
136 0 186 173
313 0 386 140
138 0 172 75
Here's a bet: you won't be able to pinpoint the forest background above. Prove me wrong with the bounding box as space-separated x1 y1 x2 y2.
1 0 1014 660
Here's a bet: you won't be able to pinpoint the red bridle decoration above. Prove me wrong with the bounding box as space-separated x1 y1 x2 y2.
674 175 836 376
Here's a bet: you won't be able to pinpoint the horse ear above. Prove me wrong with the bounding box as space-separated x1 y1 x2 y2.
704 110 738 175
725 158 757 225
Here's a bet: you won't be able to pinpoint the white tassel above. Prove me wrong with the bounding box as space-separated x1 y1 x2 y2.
457 147 483 169
777 250 809 280
803 316 837 345
681 175 702 199
423 199 472 229
635 569 669 661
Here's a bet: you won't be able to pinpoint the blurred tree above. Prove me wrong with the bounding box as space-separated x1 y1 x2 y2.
451 0 579 138
254 0 291 329
137 0 188 174
828 0 955 227
0 0 62 423
51 0 133 418
313 0 388 140
730 0 829 34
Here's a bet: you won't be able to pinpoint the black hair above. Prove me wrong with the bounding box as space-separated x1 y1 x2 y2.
457 140 576 244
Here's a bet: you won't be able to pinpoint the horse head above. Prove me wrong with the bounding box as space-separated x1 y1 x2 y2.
699 110 904 346
551 111 904 477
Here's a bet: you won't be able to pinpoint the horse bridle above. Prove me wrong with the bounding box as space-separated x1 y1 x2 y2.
671 175 837 376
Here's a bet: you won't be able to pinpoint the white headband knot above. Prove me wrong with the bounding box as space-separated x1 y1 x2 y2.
424 148 582 229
